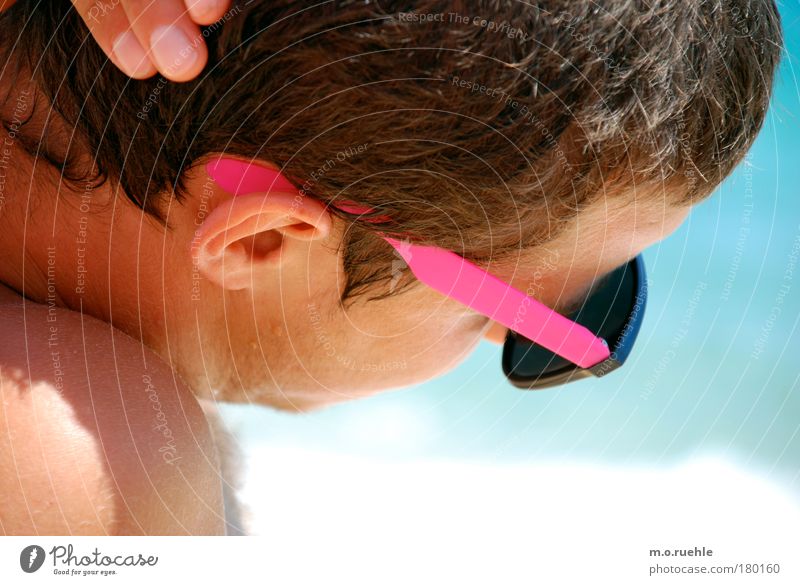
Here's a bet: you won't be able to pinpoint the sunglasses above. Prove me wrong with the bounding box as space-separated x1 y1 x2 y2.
207 158 648 390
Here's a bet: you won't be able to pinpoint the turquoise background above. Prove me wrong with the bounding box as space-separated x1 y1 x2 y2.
222 3 800 495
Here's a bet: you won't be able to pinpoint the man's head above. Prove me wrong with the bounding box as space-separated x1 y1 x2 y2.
1 0 781 409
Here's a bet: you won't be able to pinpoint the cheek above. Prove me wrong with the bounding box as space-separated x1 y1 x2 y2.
331 290 488 390
274 280 488 400
387 315 487 383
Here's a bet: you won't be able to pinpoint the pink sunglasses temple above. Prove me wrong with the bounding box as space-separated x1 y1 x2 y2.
383 239 610 368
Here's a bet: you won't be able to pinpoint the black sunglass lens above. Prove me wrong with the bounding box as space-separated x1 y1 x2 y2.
502 258 643 388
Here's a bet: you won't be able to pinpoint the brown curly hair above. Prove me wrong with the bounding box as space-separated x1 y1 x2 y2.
1 0 783 300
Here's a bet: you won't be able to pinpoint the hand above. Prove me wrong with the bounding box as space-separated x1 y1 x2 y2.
71 0 233 81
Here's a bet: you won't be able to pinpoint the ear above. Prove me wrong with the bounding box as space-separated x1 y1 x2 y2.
192 158 332 291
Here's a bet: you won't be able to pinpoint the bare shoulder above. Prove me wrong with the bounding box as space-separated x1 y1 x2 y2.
0 291 225 535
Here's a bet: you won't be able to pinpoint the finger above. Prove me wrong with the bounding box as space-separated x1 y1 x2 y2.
72 0 158 79
184 0 232 26
121 0 208 82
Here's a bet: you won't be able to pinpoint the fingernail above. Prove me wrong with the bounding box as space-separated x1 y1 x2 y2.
149 25 198 77
112 31 153 78
187 0 222 23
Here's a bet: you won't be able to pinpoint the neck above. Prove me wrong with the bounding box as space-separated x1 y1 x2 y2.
0 146 162 338
0 78 226 397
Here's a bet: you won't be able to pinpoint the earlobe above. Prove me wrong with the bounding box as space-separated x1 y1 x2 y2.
191 158 333 291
